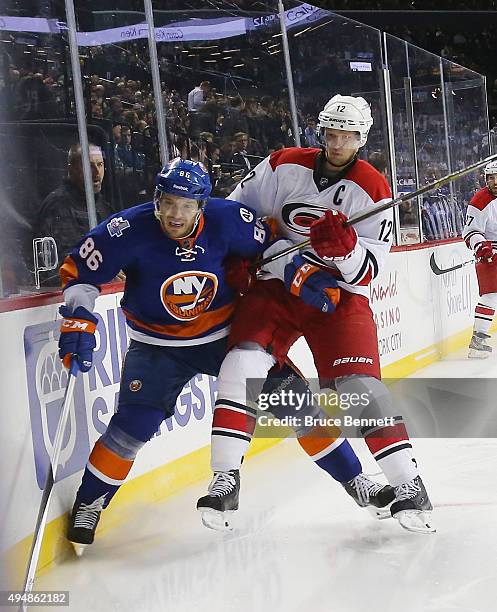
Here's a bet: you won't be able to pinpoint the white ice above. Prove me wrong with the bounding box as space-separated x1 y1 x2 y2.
34 340 497 612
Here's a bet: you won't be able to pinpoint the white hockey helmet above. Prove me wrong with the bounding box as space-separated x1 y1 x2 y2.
484 160 497 176
318 94 373 147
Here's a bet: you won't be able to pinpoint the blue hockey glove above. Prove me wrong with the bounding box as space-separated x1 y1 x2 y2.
284 255 341 313
59 305 98 372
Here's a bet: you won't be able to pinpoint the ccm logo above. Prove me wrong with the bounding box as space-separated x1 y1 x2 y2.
61 320 90 331
333 357 374 366
292 263 313 288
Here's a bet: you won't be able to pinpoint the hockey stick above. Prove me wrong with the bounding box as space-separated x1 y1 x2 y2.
429 253 475 275
257 151 497 268
20 359 79 610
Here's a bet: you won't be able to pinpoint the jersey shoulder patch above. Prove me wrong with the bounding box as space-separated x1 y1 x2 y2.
269 147 320 172
470 187 496 211
103 202 154 237
344 160 392 203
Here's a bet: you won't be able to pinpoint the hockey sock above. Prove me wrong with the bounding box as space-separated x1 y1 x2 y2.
77 440 134 507
335 375 419 487
298 422 362 483
474 294 497 334
211 346 276 471
362 417 418 487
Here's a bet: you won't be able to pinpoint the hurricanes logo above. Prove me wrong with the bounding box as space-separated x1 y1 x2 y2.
161 271 218 321
281 202 328 235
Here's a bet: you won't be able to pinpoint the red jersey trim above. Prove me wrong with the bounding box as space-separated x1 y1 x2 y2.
470 187 496 211
269 147 320 171
344 160 392 203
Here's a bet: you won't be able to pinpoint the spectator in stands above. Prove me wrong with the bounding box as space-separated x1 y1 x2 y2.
304 118 321 148
368 151 389 176
34 143 114 266
221 97 249 141
231 132 252 176
15 74 57 120
187 80 211 112
105 97 125 123
199 131 214 143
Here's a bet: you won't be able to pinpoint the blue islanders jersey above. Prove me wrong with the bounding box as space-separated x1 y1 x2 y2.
60 198 271 346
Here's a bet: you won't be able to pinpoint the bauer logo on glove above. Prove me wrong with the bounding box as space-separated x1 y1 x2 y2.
310 209 358 261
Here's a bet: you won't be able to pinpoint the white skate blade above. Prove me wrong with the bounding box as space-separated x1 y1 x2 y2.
70 541 88 557
468 348 491 359
393 510 436 534
367 505 392 520
198 508 235 532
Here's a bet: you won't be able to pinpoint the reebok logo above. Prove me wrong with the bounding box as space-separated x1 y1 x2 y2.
333 356 374 366
173 184 189 191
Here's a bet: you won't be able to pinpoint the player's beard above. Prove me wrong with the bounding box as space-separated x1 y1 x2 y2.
325 149 357 171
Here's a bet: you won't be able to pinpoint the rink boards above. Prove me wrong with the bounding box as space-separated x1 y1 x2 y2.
0 239 482 586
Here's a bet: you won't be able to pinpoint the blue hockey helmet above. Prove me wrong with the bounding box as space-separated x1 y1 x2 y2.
154 158 212 207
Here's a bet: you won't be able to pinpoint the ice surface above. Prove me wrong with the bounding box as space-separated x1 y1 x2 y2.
34 340 497 612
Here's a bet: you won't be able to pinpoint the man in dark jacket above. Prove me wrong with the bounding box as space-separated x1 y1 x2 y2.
35 143 114 267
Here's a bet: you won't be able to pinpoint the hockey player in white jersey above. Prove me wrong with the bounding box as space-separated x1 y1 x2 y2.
463 160 497 358
197 94 435 534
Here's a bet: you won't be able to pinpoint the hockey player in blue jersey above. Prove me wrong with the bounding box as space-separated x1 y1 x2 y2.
59 158 393 552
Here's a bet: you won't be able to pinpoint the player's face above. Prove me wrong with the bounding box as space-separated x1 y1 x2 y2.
486 173 497 196
158 194 200 238
323 128 361 169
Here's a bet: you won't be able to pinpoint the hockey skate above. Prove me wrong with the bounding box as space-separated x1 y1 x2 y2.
67 495 106 556
468 332 492 359
197 470 240 531
390 476 435 534
343 473 395 520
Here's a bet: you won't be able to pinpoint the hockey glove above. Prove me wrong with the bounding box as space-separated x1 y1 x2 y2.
284 255 340 313
475 241 494 262
59 305 98 372
310 209 358 260
224 256 257 294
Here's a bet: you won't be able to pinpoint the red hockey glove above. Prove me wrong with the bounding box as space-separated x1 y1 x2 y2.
475 241 494 262
310 209 358 260
224 256 257 294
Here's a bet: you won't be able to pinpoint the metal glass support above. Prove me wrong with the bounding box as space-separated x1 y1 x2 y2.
278 0 301 147
404 41 423 242
483 75 493 155
144 0 169 165
440 57 457 234
404 74 423 241
381 33 400 245
64 0 97 229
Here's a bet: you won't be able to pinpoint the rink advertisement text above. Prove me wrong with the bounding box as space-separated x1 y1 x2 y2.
370 270 403 358
23 301 216 489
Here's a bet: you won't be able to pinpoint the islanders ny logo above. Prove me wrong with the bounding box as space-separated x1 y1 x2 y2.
160 271 218 320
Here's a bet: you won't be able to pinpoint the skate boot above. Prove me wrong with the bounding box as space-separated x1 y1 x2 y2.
67 494 106 556
390 476 435 534
343 473 395 520
468 332 492 359
197 470 240 531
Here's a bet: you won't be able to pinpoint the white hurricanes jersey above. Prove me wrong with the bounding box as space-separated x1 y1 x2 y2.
462 187 497 251
228 147 393 299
